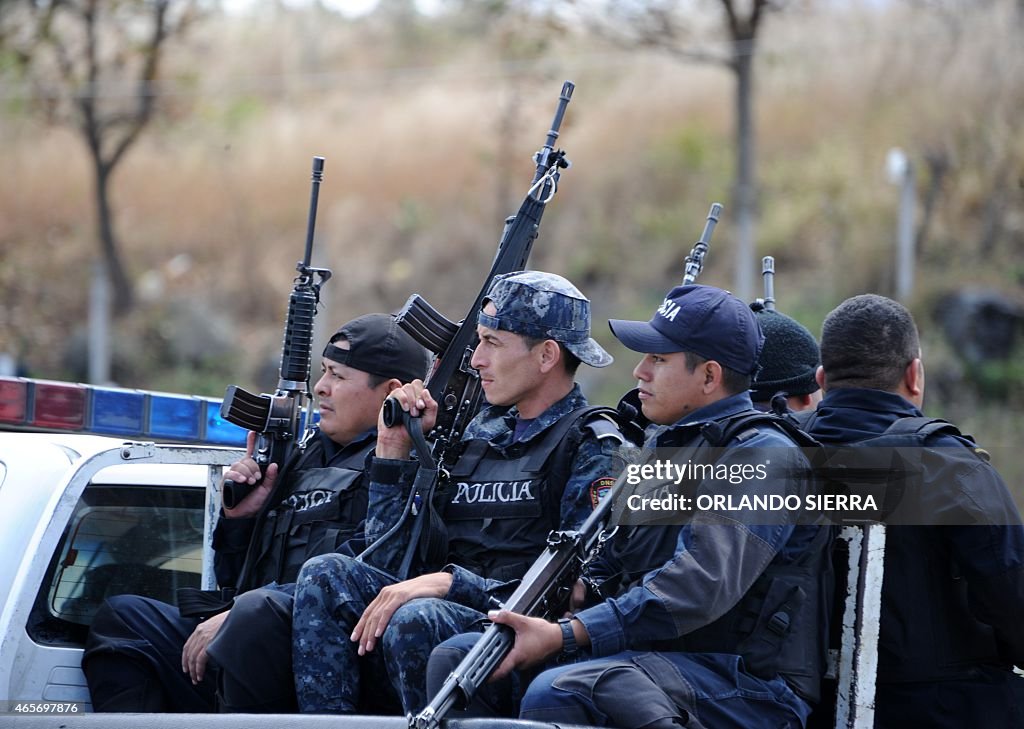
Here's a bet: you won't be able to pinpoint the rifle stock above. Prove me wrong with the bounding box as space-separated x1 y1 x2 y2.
220 157 332 508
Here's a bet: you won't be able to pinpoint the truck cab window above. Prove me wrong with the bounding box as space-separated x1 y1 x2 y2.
29 484 204 647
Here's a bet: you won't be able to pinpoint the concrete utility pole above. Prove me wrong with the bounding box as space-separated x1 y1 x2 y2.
88 261 112 385
887 147 916 302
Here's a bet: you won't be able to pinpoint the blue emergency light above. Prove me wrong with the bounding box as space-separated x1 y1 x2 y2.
89 387 146 436
0 376 318 448
203 399 248 446
147 392 204 441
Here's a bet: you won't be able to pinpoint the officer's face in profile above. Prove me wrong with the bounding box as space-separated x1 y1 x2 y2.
313 340 391 445
471 302 546 411
632 350 710 426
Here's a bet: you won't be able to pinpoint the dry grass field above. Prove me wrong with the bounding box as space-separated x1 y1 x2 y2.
1 0 1022 480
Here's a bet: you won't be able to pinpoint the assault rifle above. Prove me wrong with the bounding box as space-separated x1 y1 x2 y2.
219 157 332 508
756 255 776 311
411 468 628 729
358 82 576 579
414 204 726 729
619 202 724 427
682 202 723 284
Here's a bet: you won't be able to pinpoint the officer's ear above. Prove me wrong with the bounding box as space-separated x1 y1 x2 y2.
903 358 924 399
815 365 826 392
382 378 404 395
702 360 723 393
536 339 561 375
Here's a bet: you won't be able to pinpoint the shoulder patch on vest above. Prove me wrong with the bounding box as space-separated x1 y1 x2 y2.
584 414 626 444
590 476 616 508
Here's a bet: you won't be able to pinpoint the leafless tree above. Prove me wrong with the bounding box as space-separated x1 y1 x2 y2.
3 0 199 312
564 0 787 300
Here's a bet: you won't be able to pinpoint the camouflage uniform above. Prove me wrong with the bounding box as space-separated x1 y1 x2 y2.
292 385 625 713
291 271 626 715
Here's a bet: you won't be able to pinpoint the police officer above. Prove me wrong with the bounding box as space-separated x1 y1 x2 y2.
749 304 821 414
291 271 628 714
82 313 430 712
803 294 1024 728
428 283 829 728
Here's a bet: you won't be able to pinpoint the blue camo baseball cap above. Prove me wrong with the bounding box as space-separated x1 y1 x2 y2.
609 284 764 375
480 271 613 368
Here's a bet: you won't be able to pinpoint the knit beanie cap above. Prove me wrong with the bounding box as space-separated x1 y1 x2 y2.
749 307 821 402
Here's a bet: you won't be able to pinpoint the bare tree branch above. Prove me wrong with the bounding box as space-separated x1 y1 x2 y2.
10 0 199 312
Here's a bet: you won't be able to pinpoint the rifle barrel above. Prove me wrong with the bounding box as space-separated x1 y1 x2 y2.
302 156 325 269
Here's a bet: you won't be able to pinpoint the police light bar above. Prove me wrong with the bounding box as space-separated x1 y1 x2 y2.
0 376 248 446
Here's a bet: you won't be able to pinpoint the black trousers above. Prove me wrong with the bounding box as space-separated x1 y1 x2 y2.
82 588 295 712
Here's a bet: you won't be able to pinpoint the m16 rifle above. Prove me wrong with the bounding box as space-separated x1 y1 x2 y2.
682 202 723 284
219 157 332 508
618 202 724 428
357 82 576 580
414 204 726 729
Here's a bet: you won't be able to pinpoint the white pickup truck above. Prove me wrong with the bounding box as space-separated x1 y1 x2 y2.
0 433 585 729
0 377 877 729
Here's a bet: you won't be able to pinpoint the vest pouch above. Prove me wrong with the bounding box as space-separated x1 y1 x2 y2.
734 578 806 681
255 466 367 586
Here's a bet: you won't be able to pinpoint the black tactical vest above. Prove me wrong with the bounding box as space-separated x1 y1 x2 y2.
442 407 623 584
244 433 372 589
793 413 1015 683
679 524 833 704
593 409 831 704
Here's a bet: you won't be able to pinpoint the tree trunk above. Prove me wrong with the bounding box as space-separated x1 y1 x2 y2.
93 161 134 313
732 42 756 301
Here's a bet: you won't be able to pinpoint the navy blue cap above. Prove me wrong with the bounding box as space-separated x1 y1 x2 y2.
609 284 764 375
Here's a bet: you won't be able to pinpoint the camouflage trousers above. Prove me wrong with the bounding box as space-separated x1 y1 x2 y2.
292 553 485 714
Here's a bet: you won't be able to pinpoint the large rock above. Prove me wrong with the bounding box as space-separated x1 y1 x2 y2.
935 289 1024 365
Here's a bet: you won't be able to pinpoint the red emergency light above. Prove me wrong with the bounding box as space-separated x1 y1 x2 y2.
0 378 29 423
31 381 87 430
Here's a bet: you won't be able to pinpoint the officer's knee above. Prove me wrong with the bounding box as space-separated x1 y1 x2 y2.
228 589 282 621
522 666 562 705
380 598 442 652
215 590 290 657
95 594 147 623
296 552 356 582
425 633 482 697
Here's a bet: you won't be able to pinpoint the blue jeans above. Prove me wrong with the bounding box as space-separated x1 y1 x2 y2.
520 651 810 729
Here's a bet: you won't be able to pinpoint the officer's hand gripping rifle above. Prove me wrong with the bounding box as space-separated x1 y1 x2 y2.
219 157 332 508
411 470 629 729
357 82 575 579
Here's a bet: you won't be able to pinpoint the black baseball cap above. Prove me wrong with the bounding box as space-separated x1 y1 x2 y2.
608 284 764 375
322 313 430 384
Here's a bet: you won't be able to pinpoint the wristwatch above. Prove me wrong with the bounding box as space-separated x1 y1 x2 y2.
558 618 579 663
